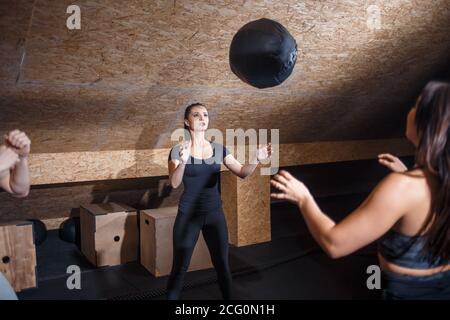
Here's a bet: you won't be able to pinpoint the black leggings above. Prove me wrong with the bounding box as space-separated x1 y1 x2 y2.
166 209 232 300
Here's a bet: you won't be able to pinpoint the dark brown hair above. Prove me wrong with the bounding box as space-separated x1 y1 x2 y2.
414 81 450 263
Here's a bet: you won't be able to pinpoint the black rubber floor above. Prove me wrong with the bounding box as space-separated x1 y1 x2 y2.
17 193 381 300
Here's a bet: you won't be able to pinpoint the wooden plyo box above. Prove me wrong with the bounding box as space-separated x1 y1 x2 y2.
140 207 213 277
0 221 37 291
80 203 138 267
221 170 271 247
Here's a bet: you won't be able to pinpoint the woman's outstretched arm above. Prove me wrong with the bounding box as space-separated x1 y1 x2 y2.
271 170 412 258
223 143 272 179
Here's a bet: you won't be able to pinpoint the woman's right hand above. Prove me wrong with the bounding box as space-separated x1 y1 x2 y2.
179 140 191 164
378 153 408 173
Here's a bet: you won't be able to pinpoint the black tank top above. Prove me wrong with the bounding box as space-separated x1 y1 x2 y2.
168 142 230 215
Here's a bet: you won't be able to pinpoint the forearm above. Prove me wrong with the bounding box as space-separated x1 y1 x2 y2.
9 156 30 197
170 162 186 188
299 195 338 258
238 153 259 178
239 163 258 178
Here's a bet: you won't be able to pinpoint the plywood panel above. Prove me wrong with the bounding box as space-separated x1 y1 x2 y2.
278 139 415 167
95 211 138 266
140 207 213 277
0 0 448 153
17 0 450 89
79 206 96 266
0 222 36 291
26 139 414 185
0 176 183 228
80 203 138 266
0 84 420 153
221 170 271 246
0 0 35 83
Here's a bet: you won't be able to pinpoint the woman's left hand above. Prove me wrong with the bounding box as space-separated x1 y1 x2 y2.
256 143 272 162
270 170 312 206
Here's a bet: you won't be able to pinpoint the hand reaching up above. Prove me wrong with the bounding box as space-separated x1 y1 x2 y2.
4 130 31 158
378 153 407 173
179 140 191 164
256 143 272 162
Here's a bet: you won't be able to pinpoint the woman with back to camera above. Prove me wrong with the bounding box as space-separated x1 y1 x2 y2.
271 81 450 299
167 102 272 300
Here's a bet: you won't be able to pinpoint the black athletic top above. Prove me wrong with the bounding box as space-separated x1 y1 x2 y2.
169 142 230 215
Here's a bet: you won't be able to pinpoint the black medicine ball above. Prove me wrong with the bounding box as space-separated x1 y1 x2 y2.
229 18 298 89
27 219 47 246
59 217 80 245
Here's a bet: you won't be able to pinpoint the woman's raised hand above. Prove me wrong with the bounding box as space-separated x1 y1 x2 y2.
256 143 272 162
179 140 191 164
270 170 312 206
378 153 408 173
4 130 31 158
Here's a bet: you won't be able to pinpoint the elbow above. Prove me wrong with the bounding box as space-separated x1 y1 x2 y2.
168 175 178 189
325 246 344 260
322 234 345 259
13 189 29 198
169 179 180 189
9 184 30 198
238 170 250 179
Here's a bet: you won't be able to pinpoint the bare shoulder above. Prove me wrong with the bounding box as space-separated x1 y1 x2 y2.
403 167 427 177
381 169 425 189
376 169 429 205
380 171 411 186
397 168 429 190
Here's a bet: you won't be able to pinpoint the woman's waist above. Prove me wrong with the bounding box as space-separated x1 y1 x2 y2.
377 231 446 270
378 252 450 277
179 192 222 211
181 188 221 198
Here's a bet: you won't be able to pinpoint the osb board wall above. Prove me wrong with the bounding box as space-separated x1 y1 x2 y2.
28 139 414 185
0 138 413 229
0 176 183 229
1 0 449 153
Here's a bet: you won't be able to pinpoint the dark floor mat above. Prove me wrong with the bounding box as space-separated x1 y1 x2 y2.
34 230 95 281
